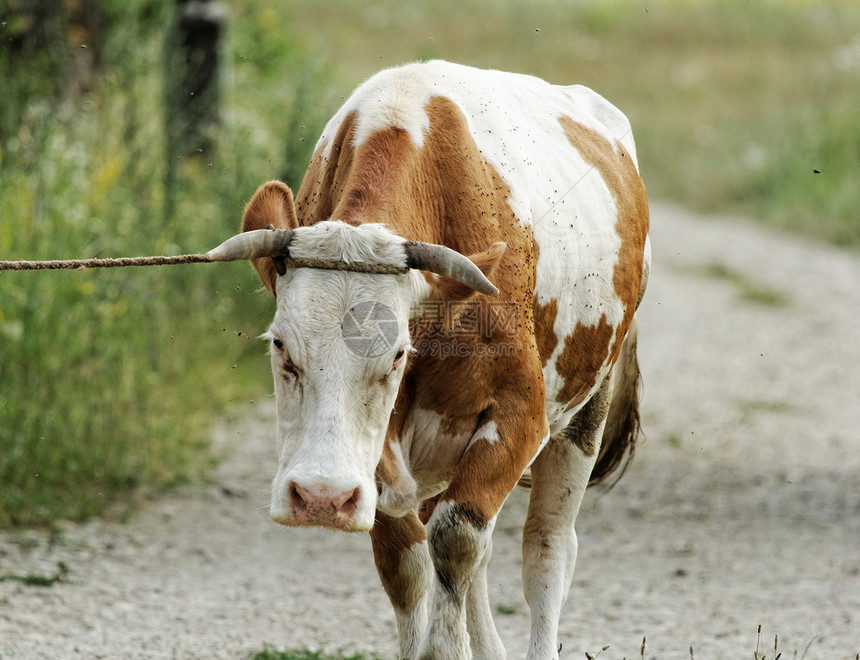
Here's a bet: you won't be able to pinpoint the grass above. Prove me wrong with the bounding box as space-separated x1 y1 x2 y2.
0 561 69 587
250 649 381 660
579 628 838 660
248 626 852 660
0 0 334 527
702 262 789 307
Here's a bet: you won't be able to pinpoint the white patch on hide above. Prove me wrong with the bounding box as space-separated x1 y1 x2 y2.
377 440 420 518
473 420 499 445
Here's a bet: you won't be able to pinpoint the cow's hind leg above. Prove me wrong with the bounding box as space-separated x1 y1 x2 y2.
522 380 610 660
371 511 433 660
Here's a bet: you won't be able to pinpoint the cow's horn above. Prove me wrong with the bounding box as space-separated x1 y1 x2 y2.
206 229 294 262
404 241 500 296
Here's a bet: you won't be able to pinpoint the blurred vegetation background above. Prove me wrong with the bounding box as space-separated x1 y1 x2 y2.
1 0 858 527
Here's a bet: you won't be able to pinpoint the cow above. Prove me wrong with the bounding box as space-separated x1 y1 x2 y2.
208 60 650 660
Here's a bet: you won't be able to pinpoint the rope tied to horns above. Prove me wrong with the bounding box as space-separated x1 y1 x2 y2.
0 226 500 294
0 254 411 274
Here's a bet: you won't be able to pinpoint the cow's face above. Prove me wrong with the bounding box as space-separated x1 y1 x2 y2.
207 181 503 532
266 264 419 532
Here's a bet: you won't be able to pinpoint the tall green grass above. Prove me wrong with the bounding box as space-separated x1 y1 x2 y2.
0 0 334 526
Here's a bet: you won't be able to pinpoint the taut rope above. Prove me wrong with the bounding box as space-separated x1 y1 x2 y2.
0 254 410 274
0 255 212 271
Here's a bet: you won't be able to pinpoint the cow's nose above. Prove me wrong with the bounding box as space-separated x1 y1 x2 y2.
288 482 360 529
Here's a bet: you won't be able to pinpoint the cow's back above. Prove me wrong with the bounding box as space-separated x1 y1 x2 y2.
296 61 649 436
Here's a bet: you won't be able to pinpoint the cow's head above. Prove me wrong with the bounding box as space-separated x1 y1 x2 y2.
209 182 504 531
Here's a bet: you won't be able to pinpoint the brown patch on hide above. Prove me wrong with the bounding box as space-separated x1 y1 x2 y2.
370 510 428 612
442 394 547 521
554 314 615 411
376 435 401 488
557 116 649 370
294 112 359 227
533 295 559 368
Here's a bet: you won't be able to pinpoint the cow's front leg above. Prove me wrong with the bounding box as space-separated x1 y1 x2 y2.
466 527 506 659
418 500 489 660
419 401 545 660
371 511 433 660
522 381 610 660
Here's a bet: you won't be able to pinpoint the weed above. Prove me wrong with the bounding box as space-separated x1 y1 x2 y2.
0 561 69 587
585 644 610 659
753 625 781 660
250 648 381 660
703 263 789 307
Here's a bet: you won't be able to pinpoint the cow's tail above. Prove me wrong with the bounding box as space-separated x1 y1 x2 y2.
589 317 642 487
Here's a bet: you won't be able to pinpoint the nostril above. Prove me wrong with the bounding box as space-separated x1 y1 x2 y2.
337 487 360 518
288 482 308 514
287 483 361 525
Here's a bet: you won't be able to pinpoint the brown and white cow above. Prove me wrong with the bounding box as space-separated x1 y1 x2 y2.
209 60 650 660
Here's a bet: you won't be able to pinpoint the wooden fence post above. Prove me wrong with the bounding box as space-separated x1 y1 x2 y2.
164 0 226 222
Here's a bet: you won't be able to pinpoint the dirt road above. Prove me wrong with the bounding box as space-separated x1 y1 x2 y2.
2 202 859 659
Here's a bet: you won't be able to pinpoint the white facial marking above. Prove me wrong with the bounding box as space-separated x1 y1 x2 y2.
266 222 417 531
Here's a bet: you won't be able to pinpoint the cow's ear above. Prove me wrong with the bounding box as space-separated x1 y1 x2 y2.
241 181 299 295
424 241 506 303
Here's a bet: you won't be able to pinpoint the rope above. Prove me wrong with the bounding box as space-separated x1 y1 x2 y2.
0 254 212 271
284 257 409 275
0 253 410 274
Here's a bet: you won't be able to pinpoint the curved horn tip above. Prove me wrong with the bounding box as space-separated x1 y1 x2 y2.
205 232 253 262
206 235 248 262
206 228 294 262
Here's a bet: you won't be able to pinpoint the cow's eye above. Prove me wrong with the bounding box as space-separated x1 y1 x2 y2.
380 348 407 382
272 337 284 351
